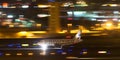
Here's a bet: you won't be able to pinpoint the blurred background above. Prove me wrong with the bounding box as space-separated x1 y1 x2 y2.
0 0 120 38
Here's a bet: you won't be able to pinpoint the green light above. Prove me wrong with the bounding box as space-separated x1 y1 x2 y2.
22 44 29 47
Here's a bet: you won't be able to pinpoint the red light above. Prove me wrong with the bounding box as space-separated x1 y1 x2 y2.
66 35 72 39
67 18 73 20
19 18 25 20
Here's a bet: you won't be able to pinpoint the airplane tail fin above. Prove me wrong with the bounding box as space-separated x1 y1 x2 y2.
73 30 82 43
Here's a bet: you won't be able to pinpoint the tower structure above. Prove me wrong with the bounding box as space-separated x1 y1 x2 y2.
48 1 61 33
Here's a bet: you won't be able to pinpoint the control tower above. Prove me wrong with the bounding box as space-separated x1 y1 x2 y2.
48 0 61 34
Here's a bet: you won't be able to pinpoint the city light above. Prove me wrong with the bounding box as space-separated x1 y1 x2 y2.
36 24 42 27
98 51 107 54
7 15 14 18
37 14 50 18
0 0 119 59
5 53 11 56
28 31 46 33
40 51 46 55
61 2 74 7
61 52 67 55
106 23 113 27
16 53 22 56
37 41 48 51
2 2 8 8
102 3 120 7
38 5 51 8
28 53 34 56
40 43 48 51
18 31 27 36
50 52 56 55
101 22 114 30
76 0 88 6
21 5 29 8
21 44 29 47
9 24 14 27
67 24 72 27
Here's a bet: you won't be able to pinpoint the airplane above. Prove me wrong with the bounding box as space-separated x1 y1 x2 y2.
0 30 82 51
37 30 83 50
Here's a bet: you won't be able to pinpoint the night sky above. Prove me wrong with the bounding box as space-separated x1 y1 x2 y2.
0 0 119 4
85 0 120 3
0 0 118 3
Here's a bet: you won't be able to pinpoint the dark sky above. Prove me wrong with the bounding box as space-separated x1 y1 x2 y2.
85 0 120 3
0 0 120 4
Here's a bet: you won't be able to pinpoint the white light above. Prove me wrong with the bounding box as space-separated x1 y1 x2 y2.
102 19 108 22
102 4 107 6
37 14 50 18
39 43 48 51
98 51 107 54
67 11 73 15
62 52 67 55
7 15 14 18
40 51 46 55
110 4 118 7
113 11 119 14
75 31 81 39
113 18 118 21
67 11 73 16
22 5 29 8
91 18 96 21
0 12 2 14
118 20 120 22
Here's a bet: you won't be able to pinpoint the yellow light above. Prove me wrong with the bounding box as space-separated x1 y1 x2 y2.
16 53 22 56
71 30 78 33
110 4 118 7
28 31 47 33
9 25 14 27
22 44 29 47
117 23 120 29
26 33 34 38
36 24 42 27
106 23 112 27
83 52 87 54
105 22 113 30
66 56 78 59
57 30 68 33
91 34 101 36
5 53 11 56
50 52 56 55
38 5 51 8
67 24 72 27
82 30 90 33
102 3 119 7
102 22 114 30
118 23 120 26
33 43 38 46
28 53 33 56
95 24 101 26
17 31 28 36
